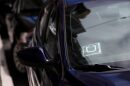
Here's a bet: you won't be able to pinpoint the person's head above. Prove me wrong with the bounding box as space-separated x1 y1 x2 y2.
14 16 34 44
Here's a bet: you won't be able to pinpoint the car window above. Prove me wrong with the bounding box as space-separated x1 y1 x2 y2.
66 0 130 68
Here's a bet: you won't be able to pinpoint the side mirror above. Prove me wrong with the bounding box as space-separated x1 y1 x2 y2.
17 47 49 67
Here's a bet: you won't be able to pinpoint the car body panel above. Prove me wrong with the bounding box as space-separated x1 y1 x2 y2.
65 0 92 6
68 69 130 86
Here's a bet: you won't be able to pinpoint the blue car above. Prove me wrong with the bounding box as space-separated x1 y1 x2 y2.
18 0 130 86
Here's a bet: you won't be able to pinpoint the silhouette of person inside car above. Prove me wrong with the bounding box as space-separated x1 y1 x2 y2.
66 3 91 68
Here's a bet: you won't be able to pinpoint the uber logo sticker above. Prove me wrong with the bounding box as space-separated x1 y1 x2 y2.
82 42 102 56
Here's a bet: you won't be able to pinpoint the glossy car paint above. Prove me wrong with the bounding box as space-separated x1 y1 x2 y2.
66 0 91 6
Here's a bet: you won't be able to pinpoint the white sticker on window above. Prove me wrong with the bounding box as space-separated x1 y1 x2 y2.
82 42 102 57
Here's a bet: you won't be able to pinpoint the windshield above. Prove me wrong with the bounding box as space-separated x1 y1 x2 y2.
66 0 130 69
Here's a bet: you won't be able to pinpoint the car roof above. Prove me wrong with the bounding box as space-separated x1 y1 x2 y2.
66 0 92 6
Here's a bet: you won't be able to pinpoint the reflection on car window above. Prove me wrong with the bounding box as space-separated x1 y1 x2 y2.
45 21 57 59
66 12 88 67
66 1 130 68
41 8 58 59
